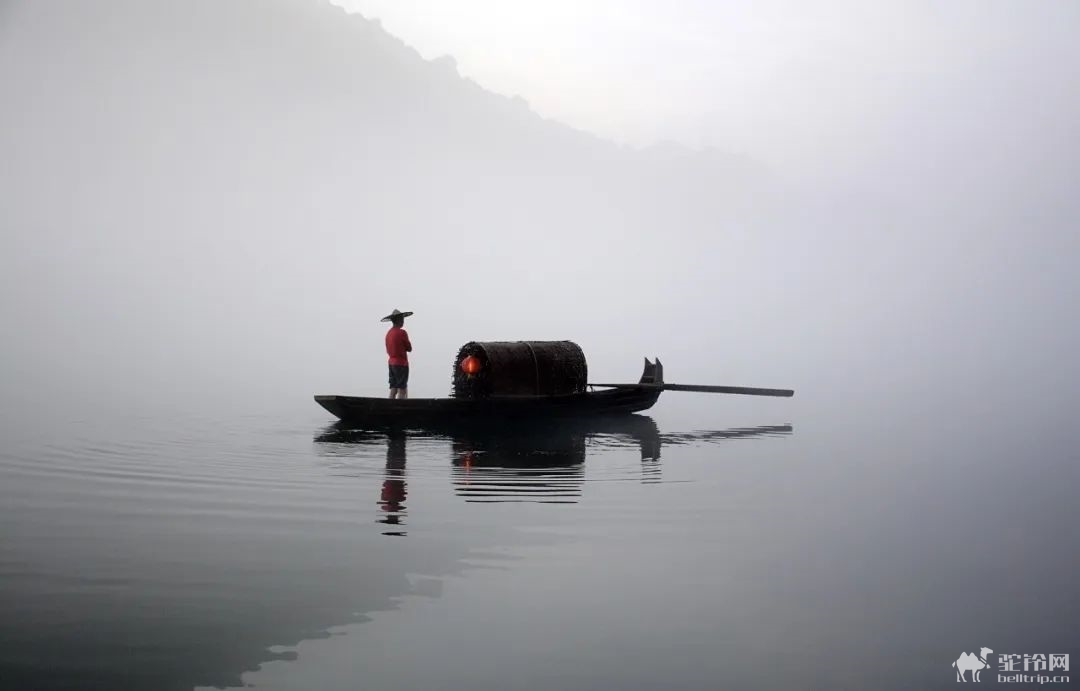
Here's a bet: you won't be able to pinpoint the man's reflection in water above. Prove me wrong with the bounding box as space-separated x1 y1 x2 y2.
378 433 407 536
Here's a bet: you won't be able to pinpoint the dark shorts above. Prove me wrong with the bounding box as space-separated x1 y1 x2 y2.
388 365 409 389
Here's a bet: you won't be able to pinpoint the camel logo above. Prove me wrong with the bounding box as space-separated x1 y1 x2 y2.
953 647 994 682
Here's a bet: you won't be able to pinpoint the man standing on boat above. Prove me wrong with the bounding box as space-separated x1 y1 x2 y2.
382 309 413 399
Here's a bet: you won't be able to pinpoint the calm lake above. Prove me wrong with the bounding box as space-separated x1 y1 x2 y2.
1 388 1076 691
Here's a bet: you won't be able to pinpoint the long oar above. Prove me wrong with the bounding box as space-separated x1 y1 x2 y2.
589 382 794 397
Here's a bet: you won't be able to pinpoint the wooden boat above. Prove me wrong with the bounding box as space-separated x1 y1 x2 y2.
315 384 661 427
315 351 793 429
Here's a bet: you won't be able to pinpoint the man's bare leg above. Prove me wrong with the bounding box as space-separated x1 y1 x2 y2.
399 388 408 400
389 388 398 399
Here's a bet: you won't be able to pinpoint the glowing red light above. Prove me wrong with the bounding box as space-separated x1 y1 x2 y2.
460 355 482 376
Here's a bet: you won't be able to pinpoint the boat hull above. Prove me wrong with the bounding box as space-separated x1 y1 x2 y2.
314 387 661 428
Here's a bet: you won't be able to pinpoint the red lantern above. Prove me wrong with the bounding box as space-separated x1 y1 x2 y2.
460 355 482 376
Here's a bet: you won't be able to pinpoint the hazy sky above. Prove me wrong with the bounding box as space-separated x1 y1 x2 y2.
0 0 1076 414
332 0 1080 168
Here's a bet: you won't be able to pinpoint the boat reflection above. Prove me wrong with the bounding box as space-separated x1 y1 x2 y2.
449 426 587 504
315 417 793 517
446 415 661 503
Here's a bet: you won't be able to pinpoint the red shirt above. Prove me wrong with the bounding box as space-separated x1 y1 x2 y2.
385 326 412 366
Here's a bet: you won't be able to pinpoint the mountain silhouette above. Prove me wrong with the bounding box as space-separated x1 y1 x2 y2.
0 0 777 404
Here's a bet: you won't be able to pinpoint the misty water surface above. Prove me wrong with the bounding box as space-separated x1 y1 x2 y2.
1 387 1076 691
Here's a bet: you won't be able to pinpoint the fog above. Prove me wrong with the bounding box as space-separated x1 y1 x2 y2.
0 0 1076 426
